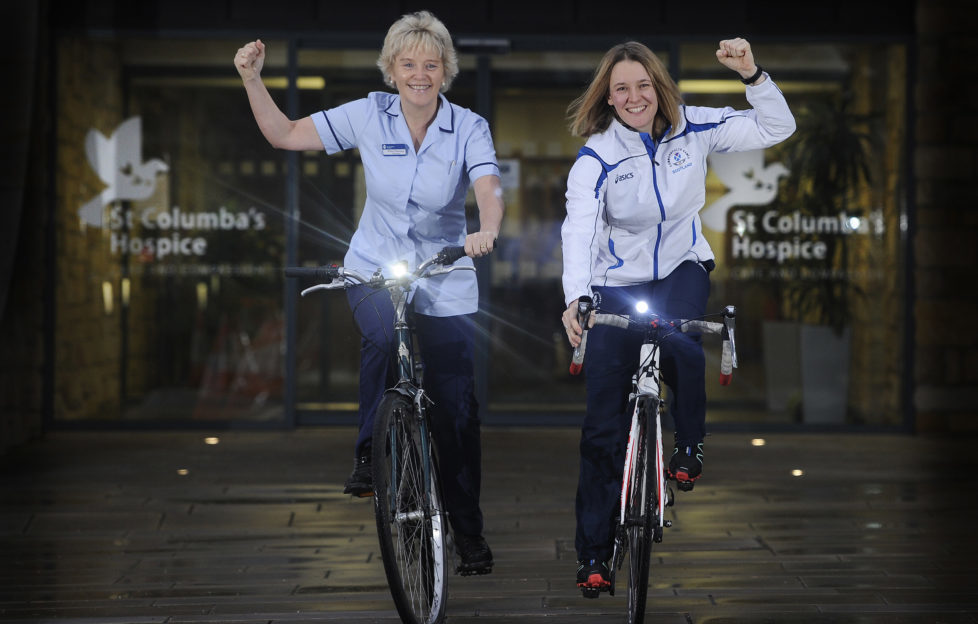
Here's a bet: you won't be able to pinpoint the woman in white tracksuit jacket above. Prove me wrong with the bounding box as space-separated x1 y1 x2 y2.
561 39 795 592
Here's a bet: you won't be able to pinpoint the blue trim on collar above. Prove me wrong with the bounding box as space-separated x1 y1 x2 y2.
382 93 455 134
662 107 730 143
438 95 455 133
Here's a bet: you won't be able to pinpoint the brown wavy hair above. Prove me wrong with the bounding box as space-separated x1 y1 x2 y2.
568 41 682 139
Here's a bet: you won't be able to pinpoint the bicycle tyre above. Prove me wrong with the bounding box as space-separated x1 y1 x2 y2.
372 391 449 624
625 398 657 624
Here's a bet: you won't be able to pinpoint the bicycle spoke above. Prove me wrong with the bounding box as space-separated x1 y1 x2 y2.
393 417 433 613
624 399 655 624
373 393 447 624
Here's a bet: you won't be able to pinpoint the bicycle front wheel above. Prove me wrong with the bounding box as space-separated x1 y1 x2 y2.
372 391 448 624
625 398 657 624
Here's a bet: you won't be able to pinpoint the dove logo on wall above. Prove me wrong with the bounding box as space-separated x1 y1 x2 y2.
78 117 169 228
700 149 788 232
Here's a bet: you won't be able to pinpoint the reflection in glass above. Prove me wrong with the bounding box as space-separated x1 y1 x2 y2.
52 36 907 429
685 42 906 427
56 37 289 423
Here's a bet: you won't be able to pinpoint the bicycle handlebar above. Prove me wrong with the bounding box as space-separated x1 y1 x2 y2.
434 245 467 266
570 303 738 385
284 245 470 295
283 265 341 280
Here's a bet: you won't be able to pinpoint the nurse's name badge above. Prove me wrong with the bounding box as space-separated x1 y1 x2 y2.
382 143 409 156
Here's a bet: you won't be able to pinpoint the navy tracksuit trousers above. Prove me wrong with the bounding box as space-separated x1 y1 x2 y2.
576 260 710 562
346 285 484 537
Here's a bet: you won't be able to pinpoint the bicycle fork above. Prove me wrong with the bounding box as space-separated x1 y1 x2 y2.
620 344 673 537
619 398 670 538
386 389 435 527
637 342 671 532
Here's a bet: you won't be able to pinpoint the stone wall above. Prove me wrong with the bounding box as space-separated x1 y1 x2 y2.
913 1 978 432
53 38 126 421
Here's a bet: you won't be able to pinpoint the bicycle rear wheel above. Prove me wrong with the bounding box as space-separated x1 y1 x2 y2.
624 398 657 624
372 391 448 624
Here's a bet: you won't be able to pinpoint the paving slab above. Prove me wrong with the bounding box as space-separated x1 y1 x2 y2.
1 428 977 623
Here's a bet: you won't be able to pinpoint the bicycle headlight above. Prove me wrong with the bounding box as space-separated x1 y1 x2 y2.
635 301 649 314
390 261 408 278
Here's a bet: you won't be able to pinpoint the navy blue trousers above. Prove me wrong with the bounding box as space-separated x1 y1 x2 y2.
346 285 484 537
576 261 710 561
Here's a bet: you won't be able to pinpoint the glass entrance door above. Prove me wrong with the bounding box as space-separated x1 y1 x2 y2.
287 39 908 429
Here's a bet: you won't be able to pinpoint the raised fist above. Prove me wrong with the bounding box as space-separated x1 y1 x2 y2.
234 39 266 82
716 38 757 80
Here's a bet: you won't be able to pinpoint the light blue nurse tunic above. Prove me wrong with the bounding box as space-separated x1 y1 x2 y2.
311 91 500 317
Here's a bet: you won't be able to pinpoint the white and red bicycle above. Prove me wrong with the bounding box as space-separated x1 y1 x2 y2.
570 298 737 623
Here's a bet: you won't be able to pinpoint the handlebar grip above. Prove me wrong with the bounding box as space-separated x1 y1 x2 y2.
437 246 467 265
592 314 630 329
719 339 733 386
569 331 588 375
723 305 738 370
682 320 723 335
569 295 593 376
284 266 340 280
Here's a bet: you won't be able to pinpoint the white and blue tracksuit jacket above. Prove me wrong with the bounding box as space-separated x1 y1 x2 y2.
561 75 796 305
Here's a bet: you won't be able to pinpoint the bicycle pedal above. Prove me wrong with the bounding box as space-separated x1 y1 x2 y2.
457 564 492 577
676 480 695 492
580 587 602 599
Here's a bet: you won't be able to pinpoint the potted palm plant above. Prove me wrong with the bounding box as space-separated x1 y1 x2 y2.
763 95 877 423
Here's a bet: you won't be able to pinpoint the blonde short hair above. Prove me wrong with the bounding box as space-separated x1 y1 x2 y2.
377 11 459 92
567 41 683 139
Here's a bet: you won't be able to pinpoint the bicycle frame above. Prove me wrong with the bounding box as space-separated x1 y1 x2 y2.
388 274 420 388
621 363 668 538
292 248 472 390
620 342 665 536
618 352 663 527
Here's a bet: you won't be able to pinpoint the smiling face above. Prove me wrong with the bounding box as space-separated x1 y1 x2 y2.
390 46 445 113
607 59 659 134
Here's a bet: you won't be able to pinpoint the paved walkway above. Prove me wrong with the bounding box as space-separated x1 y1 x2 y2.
1 427 977 623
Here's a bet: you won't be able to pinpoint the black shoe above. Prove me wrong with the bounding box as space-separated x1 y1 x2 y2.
343 454 373 497
455 533 493 576
668 441 703 490
576 559 611 598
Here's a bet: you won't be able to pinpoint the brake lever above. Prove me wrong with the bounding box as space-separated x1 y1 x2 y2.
423 265 476 278
723 305 738 369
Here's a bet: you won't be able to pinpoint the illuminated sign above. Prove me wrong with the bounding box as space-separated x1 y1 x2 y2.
79 117 168 228
80 117 268 262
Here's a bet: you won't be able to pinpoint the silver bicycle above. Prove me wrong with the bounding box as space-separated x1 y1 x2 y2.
286 246 472 624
